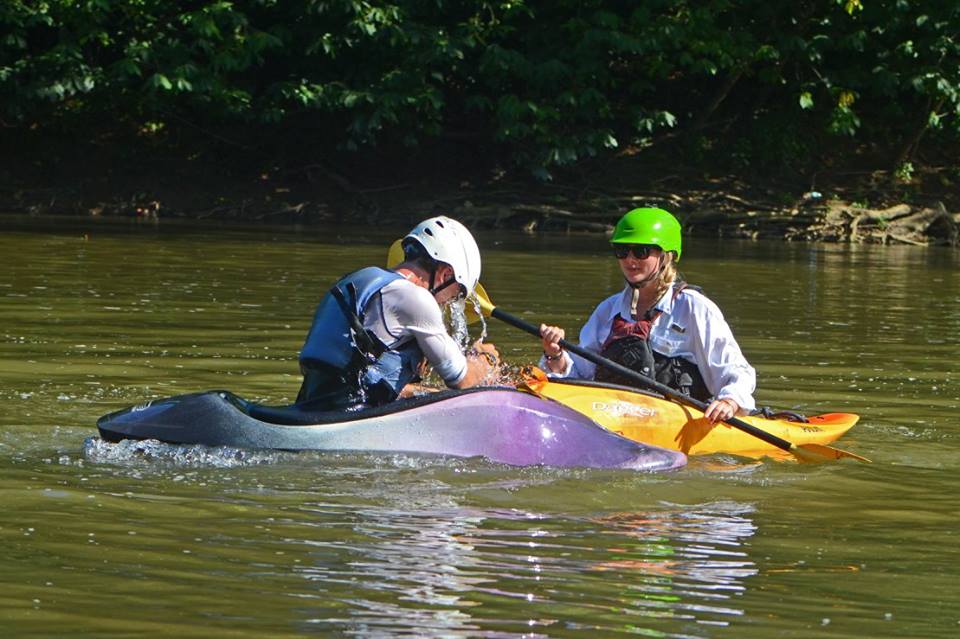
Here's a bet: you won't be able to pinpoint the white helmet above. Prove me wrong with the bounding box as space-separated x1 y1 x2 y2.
403 216 481 295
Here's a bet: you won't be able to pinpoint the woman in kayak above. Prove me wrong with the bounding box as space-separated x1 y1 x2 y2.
297 216 500 409
538 207 755 424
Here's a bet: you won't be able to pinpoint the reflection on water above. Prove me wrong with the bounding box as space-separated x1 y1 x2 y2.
78 434 758 636
283 498 756 636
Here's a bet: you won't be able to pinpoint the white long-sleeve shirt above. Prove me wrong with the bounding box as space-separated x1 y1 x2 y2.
365 278 467 386
540 282 756 411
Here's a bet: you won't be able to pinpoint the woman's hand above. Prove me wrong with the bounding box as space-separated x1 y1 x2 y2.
539 324 566 373
704 397 740 424
540 324 564 357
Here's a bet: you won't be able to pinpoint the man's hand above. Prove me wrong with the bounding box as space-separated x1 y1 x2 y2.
456 340 501 388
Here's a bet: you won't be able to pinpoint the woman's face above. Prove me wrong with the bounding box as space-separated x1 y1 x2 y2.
614 244 663 287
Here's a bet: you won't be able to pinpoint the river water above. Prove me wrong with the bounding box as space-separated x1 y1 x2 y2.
1 215 957 637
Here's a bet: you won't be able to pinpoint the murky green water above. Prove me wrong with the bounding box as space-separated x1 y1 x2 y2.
1 215 958 637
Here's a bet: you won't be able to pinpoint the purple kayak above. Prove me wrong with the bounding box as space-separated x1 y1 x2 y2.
97 387 686 472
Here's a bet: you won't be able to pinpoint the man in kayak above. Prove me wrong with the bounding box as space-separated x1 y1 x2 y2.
538 207 756 424
297 215 501 409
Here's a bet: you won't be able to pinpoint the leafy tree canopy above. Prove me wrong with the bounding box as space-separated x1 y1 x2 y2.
2 0 957 177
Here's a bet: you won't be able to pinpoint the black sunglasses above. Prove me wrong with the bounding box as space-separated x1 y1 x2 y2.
611 244 657 259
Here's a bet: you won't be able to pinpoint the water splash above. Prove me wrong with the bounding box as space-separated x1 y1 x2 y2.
81 436 295 468
80 436 515 473
446 298 471 349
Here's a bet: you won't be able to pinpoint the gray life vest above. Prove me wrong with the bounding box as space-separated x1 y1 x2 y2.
297 267 424 408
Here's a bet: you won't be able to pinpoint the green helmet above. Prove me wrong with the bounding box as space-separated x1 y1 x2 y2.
611 207 682 260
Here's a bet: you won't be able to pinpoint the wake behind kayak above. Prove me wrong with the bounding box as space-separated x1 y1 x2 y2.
96 386 686 472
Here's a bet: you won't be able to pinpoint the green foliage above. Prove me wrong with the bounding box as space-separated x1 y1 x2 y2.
1 0 958 176
894 161 915 183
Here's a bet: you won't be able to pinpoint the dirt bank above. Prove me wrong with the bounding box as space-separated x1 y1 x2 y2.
2 139 957 246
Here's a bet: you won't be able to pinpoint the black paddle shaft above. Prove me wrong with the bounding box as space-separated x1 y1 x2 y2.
490 307 796 453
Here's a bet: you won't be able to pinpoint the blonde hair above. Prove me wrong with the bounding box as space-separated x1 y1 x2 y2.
653 252 679 300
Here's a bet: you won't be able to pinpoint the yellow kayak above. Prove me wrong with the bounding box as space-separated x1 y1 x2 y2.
524 374 860 459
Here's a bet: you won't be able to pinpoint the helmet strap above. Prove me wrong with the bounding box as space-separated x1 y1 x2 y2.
429 276 460 298
427 262 460 298
627 253 666 317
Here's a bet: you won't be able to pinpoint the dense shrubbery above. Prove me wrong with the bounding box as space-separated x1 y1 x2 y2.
1 0 957 177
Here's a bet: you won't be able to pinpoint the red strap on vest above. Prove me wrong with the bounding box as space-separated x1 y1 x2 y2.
601 283 689 349
602 314 656 349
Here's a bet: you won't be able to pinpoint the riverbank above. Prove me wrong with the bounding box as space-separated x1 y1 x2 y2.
2 138 957 246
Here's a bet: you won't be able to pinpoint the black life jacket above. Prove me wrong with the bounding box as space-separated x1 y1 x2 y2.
595 283 711 402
